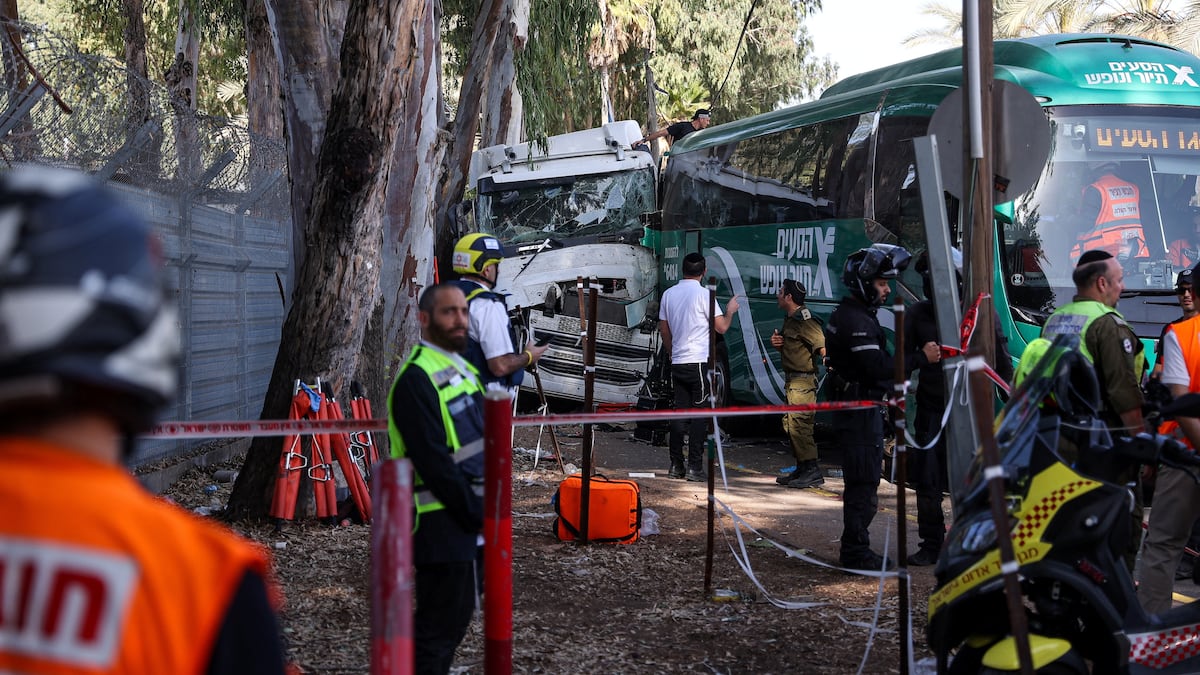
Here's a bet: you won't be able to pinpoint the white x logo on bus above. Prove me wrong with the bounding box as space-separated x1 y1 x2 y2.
1167 64 1198 87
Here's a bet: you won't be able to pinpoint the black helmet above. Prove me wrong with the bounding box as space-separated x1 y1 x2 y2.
0 166 179 433
842 243 912 305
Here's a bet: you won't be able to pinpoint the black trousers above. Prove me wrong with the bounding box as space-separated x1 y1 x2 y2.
835 407 884 562
910 404 947 554
670 362 711 467
415 561 477 675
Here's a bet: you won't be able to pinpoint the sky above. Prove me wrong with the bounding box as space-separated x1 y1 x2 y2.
805 0 948 81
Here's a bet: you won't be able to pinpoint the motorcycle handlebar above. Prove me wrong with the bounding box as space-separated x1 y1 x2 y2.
1121 433 1200 482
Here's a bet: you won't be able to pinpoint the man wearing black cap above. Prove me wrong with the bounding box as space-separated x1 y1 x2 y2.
641 108 712 146
1042 248 1147 573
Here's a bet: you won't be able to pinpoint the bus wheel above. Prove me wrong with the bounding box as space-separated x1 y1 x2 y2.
713 341 731 408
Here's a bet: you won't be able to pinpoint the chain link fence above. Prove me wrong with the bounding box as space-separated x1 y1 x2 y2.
0 20 288 211
0 21 295 466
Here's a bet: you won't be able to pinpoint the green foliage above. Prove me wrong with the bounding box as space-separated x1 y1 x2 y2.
445 0 835 143
34 0 246 118
518 0 601 138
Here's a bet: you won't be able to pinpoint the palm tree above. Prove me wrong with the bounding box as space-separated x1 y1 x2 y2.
907 0 1196 53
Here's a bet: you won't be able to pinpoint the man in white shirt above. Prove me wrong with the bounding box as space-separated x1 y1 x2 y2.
450 233 548 392
657 252 739 481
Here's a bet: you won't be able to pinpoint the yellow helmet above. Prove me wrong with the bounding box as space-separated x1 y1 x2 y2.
452 233 505 275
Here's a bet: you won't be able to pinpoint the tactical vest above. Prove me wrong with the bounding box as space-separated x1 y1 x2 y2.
451 279 524 389
1040 299 1122 364
388 344 486 526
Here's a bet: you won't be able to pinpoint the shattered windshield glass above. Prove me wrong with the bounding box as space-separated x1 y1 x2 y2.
477 168 657 244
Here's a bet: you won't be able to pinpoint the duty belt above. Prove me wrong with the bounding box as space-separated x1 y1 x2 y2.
786 371 817 378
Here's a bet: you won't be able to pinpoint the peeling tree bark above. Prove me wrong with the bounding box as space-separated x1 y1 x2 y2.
378 0 444 388
433 0 506 271
259 0 345 279
164 0 199 181
227 0 437 520
245 0 283 192
481 0 528 147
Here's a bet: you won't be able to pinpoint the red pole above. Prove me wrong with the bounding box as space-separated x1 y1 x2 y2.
483 391 514 675
370 459 413 675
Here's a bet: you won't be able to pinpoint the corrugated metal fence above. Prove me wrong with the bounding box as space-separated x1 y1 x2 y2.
0 22 293 465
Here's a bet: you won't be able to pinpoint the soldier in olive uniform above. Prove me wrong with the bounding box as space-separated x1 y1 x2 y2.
1039 249 1146 573
770 279 827 488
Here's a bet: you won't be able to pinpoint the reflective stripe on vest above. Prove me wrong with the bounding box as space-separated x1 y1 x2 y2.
1159 317 1200 448
387 344 485 520
1041 300 1121 364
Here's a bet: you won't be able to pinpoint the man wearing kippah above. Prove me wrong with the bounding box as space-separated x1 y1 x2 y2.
769 279 826 489
1041 248 1146 573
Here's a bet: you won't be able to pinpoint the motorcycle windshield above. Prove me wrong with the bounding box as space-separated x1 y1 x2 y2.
961 333 1083 499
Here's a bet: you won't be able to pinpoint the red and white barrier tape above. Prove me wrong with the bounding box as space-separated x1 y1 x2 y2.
144 400 884 439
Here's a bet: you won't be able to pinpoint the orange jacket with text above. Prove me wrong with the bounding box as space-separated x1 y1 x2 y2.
0 438 276 675
1072 175 1148 261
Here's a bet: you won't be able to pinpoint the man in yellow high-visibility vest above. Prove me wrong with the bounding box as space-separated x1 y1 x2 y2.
388 282 487 675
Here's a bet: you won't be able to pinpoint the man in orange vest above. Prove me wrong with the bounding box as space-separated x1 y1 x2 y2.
1071 163 1149 262
0 167 288 675
1140 260 1200 614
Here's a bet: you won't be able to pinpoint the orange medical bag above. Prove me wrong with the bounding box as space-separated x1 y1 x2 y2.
553 473 641 544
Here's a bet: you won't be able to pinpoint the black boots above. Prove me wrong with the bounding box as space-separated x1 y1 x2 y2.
778 460 824 489
667 460 686 479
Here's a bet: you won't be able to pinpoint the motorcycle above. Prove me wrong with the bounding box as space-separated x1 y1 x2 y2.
927 333 1200 674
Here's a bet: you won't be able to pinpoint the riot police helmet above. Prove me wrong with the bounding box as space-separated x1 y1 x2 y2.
842 243 912 305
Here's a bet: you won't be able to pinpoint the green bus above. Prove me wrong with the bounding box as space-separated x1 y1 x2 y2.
655 33 1200 405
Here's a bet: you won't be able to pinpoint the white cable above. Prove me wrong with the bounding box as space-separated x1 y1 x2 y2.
903 359 967 450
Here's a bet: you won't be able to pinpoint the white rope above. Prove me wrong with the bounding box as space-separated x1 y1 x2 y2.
902 359 968 451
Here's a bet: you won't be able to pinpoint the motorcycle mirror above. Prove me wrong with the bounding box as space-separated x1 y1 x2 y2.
1161 392 1200 419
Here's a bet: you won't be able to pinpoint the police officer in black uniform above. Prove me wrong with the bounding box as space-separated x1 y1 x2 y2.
907 249 1012 566
826 244 940 571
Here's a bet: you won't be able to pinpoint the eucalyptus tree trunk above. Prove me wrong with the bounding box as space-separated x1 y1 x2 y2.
259 0 346 277
433 0 506 272
121 0 160 181
245 0 283 191
163 1 199 182
481 0 528 147
379 0 445 381
227 0 433 520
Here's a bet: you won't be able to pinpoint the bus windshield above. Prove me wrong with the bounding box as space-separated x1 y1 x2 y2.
1003 105 1200 338
477 167 657 245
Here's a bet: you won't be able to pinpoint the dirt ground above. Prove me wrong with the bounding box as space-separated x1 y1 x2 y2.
163 420 953 674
